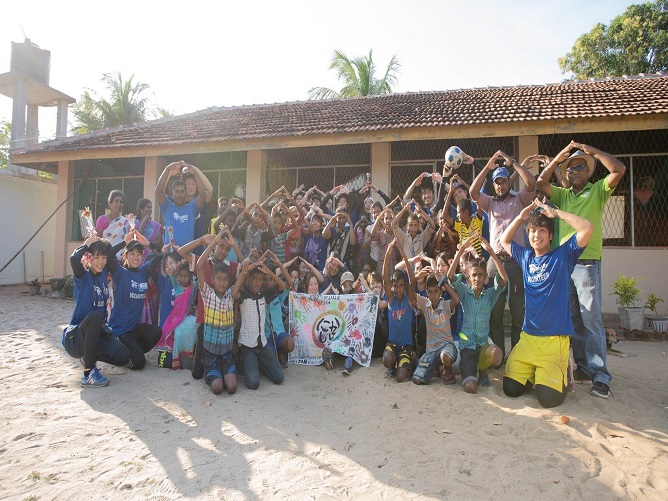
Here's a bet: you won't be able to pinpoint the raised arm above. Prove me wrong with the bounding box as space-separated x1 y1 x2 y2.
470 152 502 203
186 163 213 206
573 142 626 188
403 173 426 203
395 241 416 307
500 202 534 256
479 236 507 288
448 233 477 282
299 257 325 284
156 161 183 205
535 199 594 248
537 142 576 199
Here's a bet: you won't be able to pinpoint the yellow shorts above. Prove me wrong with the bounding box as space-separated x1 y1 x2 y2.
504 331 569 392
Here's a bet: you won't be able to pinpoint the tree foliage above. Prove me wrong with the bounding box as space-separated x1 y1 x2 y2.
71 72 153 134
308 49 401 99
0 120 10 169
559 0 668 79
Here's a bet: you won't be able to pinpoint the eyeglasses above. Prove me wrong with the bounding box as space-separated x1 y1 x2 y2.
565 163 587 174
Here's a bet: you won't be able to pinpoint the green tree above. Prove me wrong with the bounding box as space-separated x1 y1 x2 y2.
72 72 153 134
559 0 668 79
0 120 10 169
308 49 401 99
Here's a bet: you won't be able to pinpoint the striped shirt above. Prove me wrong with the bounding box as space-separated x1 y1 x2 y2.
451 274 506 350
237 289 267 348
200 283 235 355
416 295 453 351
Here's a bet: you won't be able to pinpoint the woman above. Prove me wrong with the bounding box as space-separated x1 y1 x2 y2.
61 234 130 387
96 190 130 261
136 198 163 324
106 230 162 370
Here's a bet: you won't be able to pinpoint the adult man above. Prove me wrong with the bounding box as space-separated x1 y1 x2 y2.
155 161 210 247
470 150 540 360
537 141 626 399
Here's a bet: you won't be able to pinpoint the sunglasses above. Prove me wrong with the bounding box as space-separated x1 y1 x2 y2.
565 163 587 174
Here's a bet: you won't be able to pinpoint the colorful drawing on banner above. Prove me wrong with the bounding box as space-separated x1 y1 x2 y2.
288 292 378 367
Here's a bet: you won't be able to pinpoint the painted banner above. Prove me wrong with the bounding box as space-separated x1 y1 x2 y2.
288 292 378 367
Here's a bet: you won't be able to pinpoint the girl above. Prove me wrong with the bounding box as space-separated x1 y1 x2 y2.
106 230 162 370
96 190 129 261
62 235 130 387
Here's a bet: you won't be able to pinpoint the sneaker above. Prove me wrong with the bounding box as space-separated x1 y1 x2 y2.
572 367 591 381
385 367 396 379
590 381 610 399
80 367 109 388
342 356 353 376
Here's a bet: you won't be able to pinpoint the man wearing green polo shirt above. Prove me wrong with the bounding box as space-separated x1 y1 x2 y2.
537 141 626 399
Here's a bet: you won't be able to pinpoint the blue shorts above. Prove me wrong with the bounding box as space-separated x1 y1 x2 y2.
412 341 458 383
203 349 236 385
266 331 290 354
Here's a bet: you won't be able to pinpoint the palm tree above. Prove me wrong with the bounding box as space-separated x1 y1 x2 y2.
72 73 152 134
308 49 401 100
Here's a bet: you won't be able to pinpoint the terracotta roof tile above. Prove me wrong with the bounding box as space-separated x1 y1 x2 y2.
18 74 668 154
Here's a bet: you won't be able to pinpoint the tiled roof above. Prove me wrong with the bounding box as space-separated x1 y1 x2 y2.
19 74 668 154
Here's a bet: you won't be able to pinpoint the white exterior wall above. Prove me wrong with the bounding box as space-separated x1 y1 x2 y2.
602 248 668 315
0 171 57 285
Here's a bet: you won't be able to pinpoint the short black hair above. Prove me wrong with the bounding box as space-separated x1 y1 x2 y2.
172 179 186 192
390 270 406 284
526 212 555 238
426 275 439 289
88 240 109 256
212 262 230 276
457 198 473 215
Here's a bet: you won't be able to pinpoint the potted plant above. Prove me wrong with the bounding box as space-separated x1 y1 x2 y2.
610 273 644 331
29 278 41 296
644 293 668 333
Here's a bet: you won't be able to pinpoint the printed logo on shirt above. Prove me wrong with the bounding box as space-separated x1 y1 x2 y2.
130 280 148 291
93 285 107 308
172 212 189 224
528 262 550 283
392 305 407 322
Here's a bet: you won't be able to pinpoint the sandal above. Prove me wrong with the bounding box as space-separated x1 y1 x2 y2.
478 369 490 387
443 367 456 385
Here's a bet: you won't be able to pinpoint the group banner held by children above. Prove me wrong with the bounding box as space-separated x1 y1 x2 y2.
288 292 378 367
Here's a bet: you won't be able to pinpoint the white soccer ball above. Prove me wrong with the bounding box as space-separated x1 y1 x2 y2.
444 146 464 170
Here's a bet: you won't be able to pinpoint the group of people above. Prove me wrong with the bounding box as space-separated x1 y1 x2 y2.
62 140 625 408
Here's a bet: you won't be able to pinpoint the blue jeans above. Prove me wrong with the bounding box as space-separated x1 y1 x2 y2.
240 344 284 390
487 257 525 359
569 261 612 386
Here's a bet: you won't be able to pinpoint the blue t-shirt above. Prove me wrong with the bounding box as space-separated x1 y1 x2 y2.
159 197 200 246
65 269 109 334
265 289 289 337
157 273 177 328
388 294 413 346
511 234 584 336
107 264 151 335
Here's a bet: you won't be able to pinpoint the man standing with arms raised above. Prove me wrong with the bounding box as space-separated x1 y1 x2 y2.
470 151 540 361
537 141 626 399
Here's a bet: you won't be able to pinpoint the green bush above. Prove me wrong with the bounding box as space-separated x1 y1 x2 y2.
609 273 642 308
62 275 74 299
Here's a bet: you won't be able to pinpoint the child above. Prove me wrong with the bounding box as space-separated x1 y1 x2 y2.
196 233 237 395
263 250 295 369
412 275 460 385
447 234 507 394
234 261 286 390
158 262 199 370
382 240 416 382
500 200 593 408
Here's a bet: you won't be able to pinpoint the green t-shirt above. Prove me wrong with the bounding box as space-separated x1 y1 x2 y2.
549 178 614 260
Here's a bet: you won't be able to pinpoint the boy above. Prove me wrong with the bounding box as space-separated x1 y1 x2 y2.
447 234 508 394
500 199 593 408
412 275 460 385
382 240 416 383
196 232 237 395
234 261 286 390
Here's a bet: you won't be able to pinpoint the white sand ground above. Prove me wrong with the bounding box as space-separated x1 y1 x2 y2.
0 285 667 500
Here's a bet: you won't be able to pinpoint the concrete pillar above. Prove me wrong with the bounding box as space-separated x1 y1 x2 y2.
10 79 26 150
26 105 39 147
53 160 74 278
56 100 69 138
371 142 391 196
246 150 266 204
517 135 540 189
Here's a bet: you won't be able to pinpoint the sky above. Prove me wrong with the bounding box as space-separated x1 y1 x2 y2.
1 0 640 141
